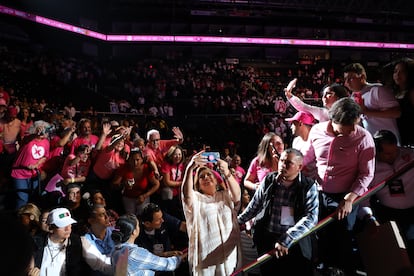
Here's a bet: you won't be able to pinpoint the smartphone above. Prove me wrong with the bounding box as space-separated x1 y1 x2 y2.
201 152 220 163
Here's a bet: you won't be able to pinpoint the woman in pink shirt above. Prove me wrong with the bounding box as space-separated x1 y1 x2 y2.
18 107 33 141
11 121 50 209
160 145 186 219
243 132 284 193
113 148 160 216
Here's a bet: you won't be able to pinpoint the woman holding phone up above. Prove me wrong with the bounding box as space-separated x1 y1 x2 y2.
181 151 241 276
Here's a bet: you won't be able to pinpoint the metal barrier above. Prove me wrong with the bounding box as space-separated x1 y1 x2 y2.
231 159 414 275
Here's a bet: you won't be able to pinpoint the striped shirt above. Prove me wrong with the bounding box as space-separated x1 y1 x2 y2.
111 243 181 276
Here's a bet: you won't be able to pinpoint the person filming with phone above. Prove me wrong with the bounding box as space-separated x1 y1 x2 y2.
181 150 242 275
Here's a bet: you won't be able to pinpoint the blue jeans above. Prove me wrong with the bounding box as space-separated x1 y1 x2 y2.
13 177 39 210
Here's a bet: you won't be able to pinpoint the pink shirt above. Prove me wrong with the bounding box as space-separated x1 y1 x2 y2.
246 156 272 183
19 120 33 140
144 139 179 168
116 163 154 198
61 154 91 178
49 135 65 158
93 149 126 180
70 134 99 154
233 165 246 185
11 138 50 179
161 162 185 197
303 121 375 196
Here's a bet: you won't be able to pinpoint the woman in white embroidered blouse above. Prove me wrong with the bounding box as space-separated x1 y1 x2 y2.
181 151 242 276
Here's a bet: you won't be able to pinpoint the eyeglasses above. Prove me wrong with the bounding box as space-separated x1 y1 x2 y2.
150 139 160 142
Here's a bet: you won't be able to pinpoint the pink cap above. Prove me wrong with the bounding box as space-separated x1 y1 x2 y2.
285 111 315 125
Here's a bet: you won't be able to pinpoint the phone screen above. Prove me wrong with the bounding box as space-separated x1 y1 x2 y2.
201 152 220 163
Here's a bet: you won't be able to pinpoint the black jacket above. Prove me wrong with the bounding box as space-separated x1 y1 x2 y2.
252 171 316 260
33 232 90 275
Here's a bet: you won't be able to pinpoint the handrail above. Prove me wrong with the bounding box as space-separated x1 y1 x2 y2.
230 159 414 276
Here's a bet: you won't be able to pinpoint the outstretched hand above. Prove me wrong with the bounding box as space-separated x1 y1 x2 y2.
172 126 184 141
102 123 112 136
188 151 207 169
284 78 297 99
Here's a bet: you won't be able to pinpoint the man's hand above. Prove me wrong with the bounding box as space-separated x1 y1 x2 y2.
337 199 353 220
172 126 183 141
274 242 289 258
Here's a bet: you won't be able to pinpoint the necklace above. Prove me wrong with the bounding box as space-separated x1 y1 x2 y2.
47 241 65 264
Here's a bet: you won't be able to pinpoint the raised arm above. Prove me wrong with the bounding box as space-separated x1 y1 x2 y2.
181 155 196 208
171 127 184 144
284 78 297 99
95 123 111 150
216 159 241 203
181 151 204 207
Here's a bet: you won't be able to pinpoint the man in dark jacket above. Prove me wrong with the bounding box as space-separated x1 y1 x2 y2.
238 148 319 275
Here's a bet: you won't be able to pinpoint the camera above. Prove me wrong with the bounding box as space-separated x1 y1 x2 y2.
201 152 220 163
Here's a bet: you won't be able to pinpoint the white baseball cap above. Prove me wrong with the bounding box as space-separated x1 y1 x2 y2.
47 207 77 228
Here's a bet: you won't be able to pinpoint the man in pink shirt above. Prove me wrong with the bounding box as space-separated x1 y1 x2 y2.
144 127 184 179
70 118 99 154
302 97 375 275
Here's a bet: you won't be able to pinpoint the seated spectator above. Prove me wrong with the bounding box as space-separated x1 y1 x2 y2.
81 204 115 275
85 189 119 227
111 214 187 275
39 208 51 233
33 207 89 275
136 203 189 275
61 183 90 235
17 202 42 236
0 210 38 276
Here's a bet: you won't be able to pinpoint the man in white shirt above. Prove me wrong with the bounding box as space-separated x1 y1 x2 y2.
33 207 88 275
343 62 401 144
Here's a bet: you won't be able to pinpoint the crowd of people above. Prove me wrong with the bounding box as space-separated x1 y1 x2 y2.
1 42 414 275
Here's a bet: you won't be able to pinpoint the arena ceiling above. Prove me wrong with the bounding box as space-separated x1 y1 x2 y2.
1 0 413 60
